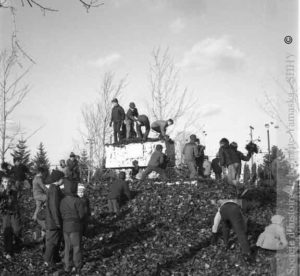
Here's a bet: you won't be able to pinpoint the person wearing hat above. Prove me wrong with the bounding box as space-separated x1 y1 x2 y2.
195 138 205 177
66 152 80 183
151 119 174 140
125 102 139 140
256 214 287 250
182 135 199 179
140 144 168 181
109 98 125 143
136 114 150 141
44 170 65 267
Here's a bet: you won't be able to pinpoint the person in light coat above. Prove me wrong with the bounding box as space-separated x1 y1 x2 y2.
256 215 288 250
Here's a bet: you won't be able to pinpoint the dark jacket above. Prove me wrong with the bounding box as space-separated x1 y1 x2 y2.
111 104 125 123
151 120 168 136
60 180 86 233
126 108 139 121
219 145 240 167
211 158 222 174
148 150 165 167
183 142 199 161
137 115 150 129
45 184 63 230
108 179 131 200
236 151 252 163
12 164 28 181
66 159 80 181
0 185 19 215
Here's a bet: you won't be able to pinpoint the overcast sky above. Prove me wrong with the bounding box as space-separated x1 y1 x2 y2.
0 0 298 165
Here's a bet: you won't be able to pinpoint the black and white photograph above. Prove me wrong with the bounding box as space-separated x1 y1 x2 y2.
0 0 299 275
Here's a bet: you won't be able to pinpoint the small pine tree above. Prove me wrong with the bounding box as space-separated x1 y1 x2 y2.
32 142 50 174
79 149 89 182
243 163 251 184
11 139 31 167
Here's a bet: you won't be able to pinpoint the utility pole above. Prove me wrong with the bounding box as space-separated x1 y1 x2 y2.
87 138 94 182
249 126 254 168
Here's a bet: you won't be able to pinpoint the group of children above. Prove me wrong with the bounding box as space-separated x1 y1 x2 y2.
109 98 174 143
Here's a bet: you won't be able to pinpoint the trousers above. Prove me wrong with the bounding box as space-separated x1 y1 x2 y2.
185 160 197 179
63 231 82 270
44 229 62 264
2 214 21 254
141 166 167 181
220 202 250 254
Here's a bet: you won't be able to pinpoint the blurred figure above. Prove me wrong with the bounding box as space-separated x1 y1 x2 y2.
182 135 199 179
107 171 131 214
67 152 80 182
256 215 287 250
130 160 140 180
211 154 222 180
32 167 48 221
58 159 68 176
203 156 211 178
109 98 125 143
0 176 21 259
125 102 138 140
151 119 173 140
11 157 29 193
140 144 167 181
136 115 150 141
195 138 205 177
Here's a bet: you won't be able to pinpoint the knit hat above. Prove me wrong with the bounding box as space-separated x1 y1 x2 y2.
46 170 65 184
230 142 238 148
271 215 284 225
112 98 118 103
70 152 76 158
168 119 174 124
119 171 126 180
220 138 229 144
129 102 135 108
190 134 197 141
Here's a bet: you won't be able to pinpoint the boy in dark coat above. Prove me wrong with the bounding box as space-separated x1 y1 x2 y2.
108 171 131 214
130 160 140 180
0 176 21 259
125 102 139 140
44 170 65 267
211 154 222 180
136 114 150 141
109 98 126 143
195 139 205 176
60 179 87 273
140 144 167 181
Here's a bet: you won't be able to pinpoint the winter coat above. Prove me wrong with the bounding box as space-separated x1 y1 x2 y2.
137 115 150 128
32 175 48 199
60 179 86 233
218 145 240 167
126 108 139 121
66 159 80 181
256 215 288 250
12 164 29 182
0 185 19 215
111 104 125 123
182 142 199 161
148 150 165 167
211 158 222 174
45 184 63 230
108 178 131 200
151 120 168 136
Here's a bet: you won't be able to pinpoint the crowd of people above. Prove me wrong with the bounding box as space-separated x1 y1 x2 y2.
0 98 288 275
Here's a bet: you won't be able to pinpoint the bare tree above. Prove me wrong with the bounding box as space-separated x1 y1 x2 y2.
0 0 104 13
81 72 127 167
149 47 194 122
0 49 30 162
